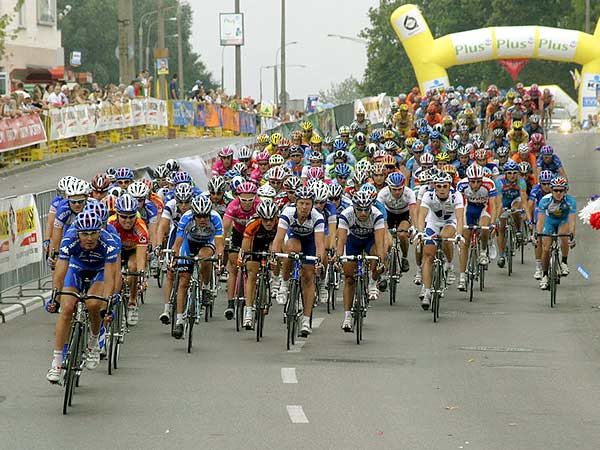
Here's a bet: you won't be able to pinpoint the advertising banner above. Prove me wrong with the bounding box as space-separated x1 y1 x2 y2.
194 103 206 127
0 194 43 274
172 101 195 126
0 114 47 153
219 13 244 46
355 93 390 125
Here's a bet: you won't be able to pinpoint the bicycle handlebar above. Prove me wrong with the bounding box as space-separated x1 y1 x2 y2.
536 233 573 239
54 291 109 302
274 252 320 263
176 255 220 263
339 255 380 262
122 270 145 277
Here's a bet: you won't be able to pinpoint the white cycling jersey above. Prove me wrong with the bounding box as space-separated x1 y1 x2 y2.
421 190 464 226
278 206 325 237
377 186 416 214
416 184 432 201
338 205 385 239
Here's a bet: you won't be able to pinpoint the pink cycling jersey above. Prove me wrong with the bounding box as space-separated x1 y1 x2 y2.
211 158 239 176
224 197 260 234
250 167 267 185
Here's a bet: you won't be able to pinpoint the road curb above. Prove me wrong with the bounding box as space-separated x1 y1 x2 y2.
0 291 50 323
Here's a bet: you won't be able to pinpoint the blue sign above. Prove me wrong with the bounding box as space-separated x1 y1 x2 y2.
306 95 319 113
582 97 597 107
172 101 194 126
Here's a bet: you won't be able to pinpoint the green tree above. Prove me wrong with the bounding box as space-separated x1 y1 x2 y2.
318 76 362 105
361 0 599 99
0 0 25 58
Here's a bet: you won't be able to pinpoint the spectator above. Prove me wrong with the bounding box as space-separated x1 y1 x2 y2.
48 84 62 107
169 74 178 100
59 85 70 105
191 79 202 97
124 80 136 99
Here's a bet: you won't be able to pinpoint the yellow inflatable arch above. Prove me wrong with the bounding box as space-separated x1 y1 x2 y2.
390 4 600 121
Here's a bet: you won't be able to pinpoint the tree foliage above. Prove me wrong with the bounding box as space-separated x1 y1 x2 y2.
360 0 600 98
318 76 362 105
57 0 216 90
0 0 25 58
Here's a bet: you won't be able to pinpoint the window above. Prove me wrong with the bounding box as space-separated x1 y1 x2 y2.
37 0 56 26
0 72 8 96
17 2 26 28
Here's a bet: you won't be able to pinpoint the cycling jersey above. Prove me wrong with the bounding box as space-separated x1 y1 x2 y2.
137 199 158 226
456 176 496 225
211 159 239 176
278 206 325 238
243 217 277 257
338 205 385 239
478 162 500 178
377 186 416 215
284 160 303 177
537 193 576 234
49 195 63 215
421 190 464 225
108 215 149 251
315 202 337 236
528 184 550 223
495 176 527 208
54 198 89 230
224 197 260 234
536 154 563 175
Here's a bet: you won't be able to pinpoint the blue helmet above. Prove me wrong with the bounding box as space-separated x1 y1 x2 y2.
172 171 192 184
333 138 348 151
334 163 352 178
295 186 314 201
539 170 553 183
360 183 378 198
429 130 442 140
418 126 430 136
550 176 568 189
370 131 381 143
386 172 406 188
115 167 134 180
73 211 102 232
115 194 138 214
540 145 554 155
503 160 519 172
84 202 109 222
225 169 241 180
412 140 425 153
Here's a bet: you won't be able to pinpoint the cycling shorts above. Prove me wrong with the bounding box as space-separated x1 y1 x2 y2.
345 234 375 257
464 203 490 226
501 197 521 210
64 264 104 291
424 220 457 246
284 232 316 260
542 216 568 235
121 248 136 267
386 211 410 229
178 242 215 273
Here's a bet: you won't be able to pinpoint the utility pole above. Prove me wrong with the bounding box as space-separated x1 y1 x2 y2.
585 0 590 33
280 0 286 117
157 0 167 100
117 0 130 84
126 0 135 80
274 65 278 107
177 4 184 98
235 0 242 98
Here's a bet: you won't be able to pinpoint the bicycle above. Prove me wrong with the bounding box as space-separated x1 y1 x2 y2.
325 249 339 314
246 251 274 342
388 228 408 306
54 286 107 415
463 225 489 302
537 233 572 308
106 292 125 376
154 247 173 289
429 236 457 323
339 253 379 344
233 260 247 333
500 208 524 276
275 252 319 350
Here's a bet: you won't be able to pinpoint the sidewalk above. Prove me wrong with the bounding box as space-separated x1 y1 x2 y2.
0 278 50 323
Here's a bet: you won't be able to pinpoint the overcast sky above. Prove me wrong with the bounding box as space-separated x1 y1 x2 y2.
190 0 380 103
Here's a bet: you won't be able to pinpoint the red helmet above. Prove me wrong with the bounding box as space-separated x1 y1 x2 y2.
91 173 111 192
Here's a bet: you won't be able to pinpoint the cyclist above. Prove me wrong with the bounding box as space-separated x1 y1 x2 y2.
494 160 531 269
114 167 135 191
415 172 464 309
273 186 325 337
128 181 158 245
90 173 111 201
312 181 338 301
223 182 260 320
108 194 149 325
537 145 568 179
336 191 386 331
454 146 473 179
473 148 500 179
524 114 544 137
377 172 416 272
456 164 498 290
350 132 369 161
154 183 194 324
528 170 554 280
171 195 224 339
206 176 228 217
535 176 576 290
46 212 119 383
506 121 529 154
237 199 279 330
211 146 238 176
352 108 372 135
250 150 271 185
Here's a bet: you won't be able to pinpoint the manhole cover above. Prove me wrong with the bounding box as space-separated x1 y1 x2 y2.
459 346 533 353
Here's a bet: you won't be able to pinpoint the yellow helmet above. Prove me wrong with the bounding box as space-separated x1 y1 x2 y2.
291 130 302 140
512 120 523 130
257 133 269 145
464 108 474 116
269 132 282 145
507 91 516 99
442 164 457 175
310 134 323 145
404 136 416 148
300 121 313 131
383 130 395 140
399 103 409 111
436 152 450 163
393 111 403 121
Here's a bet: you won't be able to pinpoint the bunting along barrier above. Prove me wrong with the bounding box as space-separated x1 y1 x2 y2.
0 114 47 154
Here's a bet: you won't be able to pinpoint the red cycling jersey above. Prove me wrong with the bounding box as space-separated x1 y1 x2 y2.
108 215 149 251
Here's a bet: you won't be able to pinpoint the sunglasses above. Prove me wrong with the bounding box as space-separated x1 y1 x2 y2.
118 214 137 220
240 197 255 202
69 199 86 205
469 178 483 182
384 165 396 170
540 182 550 186
506 171 519 175
315 200 327 205
354 207 370 213
329 197 341 201
435 184 450 189
239 158 250 162
194 213 210 218
77 230 100 237
221 155 232 159
135 197 145 202
552 189 566 193
117 180 131 184
177 200 191 205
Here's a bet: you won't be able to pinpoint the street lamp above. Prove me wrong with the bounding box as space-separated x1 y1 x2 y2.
327 33 368 44
145 17 176 77
274 41 298 106
138 6 178 73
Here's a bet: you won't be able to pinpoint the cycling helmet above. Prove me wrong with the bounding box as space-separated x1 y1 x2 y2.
237 145 252 160
67 179 91 197
414 118 428 129
418 169 433 184
283 176 302 190
57 176 76 194
529 114 540 124
115 167 134 180
492 128 505 137
333 150 348 162
530 133 544 144
84 202 109 222
503 160 519 172
154 165 170 179
308 152 324 163
90 174 110 192
430 130 442 140
278 138 291 149
373 149 387 160
175 183 194 202
127 181 149 198
518 143 530 154
457 146 470 157
191 195 212 215
354 132 366 144
539 170 553 183
307 167 325 180
225 169 241 180
172 171 192 184
230 176 245 193
218 146 234 158
386 172 405 188
300 120 313 131
352 191 373 209
256 150 270 162
269 132 283 145
474 149 488 160
381 155 396 166
360 183 378 198
338 125 351 135
115 194 138 214
446 141 459 152
156 187 170 201
432 123 444 134
105 167 117 181
289 145 303 157
372 163 385 175
257 133 270 145
540 145 554 155
323 135 335 145
366 143 379 157
518 161 531 174
295 186 314 201
108 186 124 198
369 131 381 143
496 146 509 157
436 152 450 163
458 125 469 133
355 160 373 174
333 138 348 151
207 176 226 193
310 134 323 145
383 140 399 152
417 126 430 137
493 111 504 121
312 182 330 202
269 154 285 166
512 121 523 130
73 211 102 232
466 164 484 179
550 176 568 189
435 172 453 184
256 199 279 219
329 184 343 199
420 153 435 165
353 170 369 186
165 159 180 172
412 140 425 153
236 181 258 195
233 162 248 174
268 166 286 181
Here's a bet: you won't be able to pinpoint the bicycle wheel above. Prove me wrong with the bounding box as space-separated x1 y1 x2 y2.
157 265 164 288
187 285 197 354
520 225 527 265
354 277 363 344
549 251 558 308
286 280 299 350
235 270 245 332
62 323 81 415
432 262 442 323
468 245 477 302
107 315 116 375
479 262 485 291
112 300 123 370
255 275 265 342
506 227 513 276
389 248 398 306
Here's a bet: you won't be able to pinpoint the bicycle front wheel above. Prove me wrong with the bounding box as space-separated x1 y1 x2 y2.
255 275 266 342
549 251 558 308
62 323 82 415
389 248 399 306
507 227 513 276
468 245 477 302
187 284 198 354
286 281 300 350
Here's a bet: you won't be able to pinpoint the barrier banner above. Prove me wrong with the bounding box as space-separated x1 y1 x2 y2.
131 99 145 127
222 107 240 133
172 101 195 126
145 98 169 127
0 194 43 274
355 93 390 125
316 109 337 137
204 104 221 128
0 114 47 153
194 103 206 127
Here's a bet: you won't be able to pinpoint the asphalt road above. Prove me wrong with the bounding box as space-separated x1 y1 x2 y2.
1 132 599 450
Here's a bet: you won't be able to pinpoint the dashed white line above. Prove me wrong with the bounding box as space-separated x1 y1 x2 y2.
312 317 324 328
286 405 309 423
281 367 298 384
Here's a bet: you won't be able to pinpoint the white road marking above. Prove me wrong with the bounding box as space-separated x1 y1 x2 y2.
286 405 309 423
312 317 324 328
287 340 306 353
281 367 298 384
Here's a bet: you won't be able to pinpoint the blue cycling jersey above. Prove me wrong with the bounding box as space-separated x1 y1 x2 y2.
536 154 563 174
495 175 526 205
536 193 576 222
315 202 337 235
58 228 120 270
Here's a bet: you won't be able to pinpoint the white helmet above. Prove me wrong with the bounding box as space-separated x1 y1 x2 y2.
67 179 91 196
465 163 484 179
420 153 435 165
312 181 329 202
57 176 76 194
355 159 373 174
237 145 253 160
108 186 124 198
127 181 150 198
191 195 212 215
257 184 277 199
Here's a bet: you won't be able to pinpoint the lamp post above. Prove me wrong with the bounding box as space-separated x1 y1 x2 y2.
326 33 368 44
274 41 297 108
221 46 227 90
138 10 157 73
